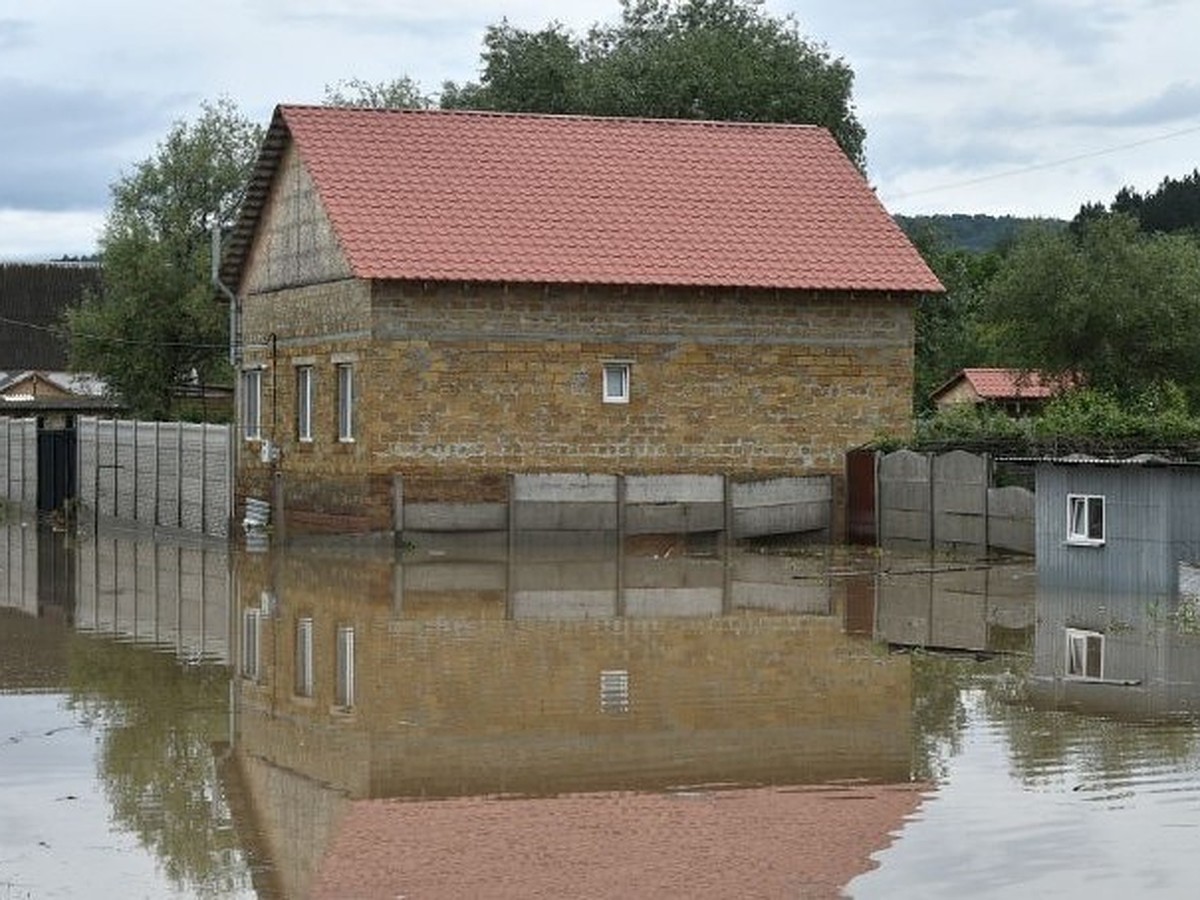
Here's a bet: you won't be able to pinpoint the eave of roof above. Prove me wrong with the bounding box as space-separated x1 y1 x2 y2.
221 106 943 296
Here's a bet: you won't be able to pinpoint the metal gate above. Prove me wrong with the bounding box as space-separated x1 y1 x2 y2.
37 425 77 513
845 448 878 545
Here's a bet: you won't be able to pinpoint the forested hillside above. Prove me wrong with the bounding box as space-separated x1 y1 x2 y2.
895 213 1065 252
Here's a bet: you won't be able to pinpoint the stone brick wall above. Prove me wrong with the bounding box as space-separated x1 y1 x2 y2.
236 278 914 532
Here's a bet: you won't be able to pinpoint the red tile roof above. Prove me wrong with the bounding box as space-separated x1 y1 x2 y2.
934 368 1072 401
227 106 942 293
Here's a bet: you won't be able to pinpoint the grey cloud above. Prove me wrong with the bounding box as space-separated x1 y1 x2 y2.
1075 81 1200 127
867 117 1034 181
0 19 32 50
0 81 189 211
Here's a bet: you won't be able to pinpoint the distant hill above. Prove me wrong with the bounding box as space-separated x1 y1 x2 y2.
895 214 1066 253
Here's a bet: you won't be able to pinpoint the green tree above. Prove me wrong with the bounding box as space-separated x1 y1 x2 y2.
984 215 1200 406
66 98 263 420
441 0 866 168
324 76 432 109
910 225 1005 411
1073 169 1200 237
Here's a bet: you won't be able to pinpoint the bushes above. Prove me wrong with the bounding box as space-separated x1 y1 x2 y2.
894 382 1200 457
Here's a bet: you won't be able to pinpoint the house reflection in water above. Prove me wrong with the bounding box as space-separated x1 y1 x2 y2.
227 542 916 899
1029 589 1200 717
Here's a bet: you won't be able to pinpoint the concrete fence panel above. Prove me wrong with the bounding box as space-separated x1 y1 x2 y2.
879 449 932 546
933 450 989 548
877 449 1033 555
78 417 231 540
0 418 37 507
731 475 831 539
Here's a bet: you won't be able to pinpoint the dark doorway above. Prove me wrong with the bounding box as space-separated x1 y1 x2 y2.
845 448 878 545
36 423 77 513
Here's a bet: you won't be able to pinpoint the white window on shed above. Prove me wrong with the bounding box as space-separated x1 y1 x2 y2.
1067 494 1105 545
602 362 631 404
1066 627 1104 679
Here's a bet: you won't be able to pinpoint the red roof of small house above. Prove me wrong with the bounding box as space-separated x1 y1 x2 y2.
223 106 942 294
932 368 1072 403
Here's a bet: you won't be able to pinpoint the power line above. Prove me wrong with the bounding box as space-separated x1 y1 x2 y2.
0 313 228 350
881 122 1200 204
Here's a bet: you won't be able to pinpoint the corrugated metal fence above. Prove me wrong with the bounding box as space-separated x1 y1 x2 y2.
78 418 232 539
0 417 37 508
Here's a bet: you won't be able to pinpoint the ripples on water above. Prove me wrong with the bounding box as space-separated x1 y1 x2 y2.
4 524 1200 898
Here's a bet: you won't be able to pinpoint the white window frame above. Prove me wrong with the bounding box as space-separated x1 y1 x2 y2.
296 365 314 442
600 669 631 714
242 368 263 442
335 625 356 710
336 363 355 442
1065 627 1104 679
241 607 262 681
1067 494 1105 546
602 361 631 404
295 616 314 698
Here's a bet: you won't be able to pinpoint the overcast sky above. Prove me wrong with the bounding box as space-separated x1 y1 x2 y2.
1 0 1198 259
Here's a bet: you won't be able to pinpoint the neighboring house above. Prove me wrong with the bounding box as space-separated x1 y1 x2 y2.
931 367 1071 415
220 106 942 536
0 370 119 426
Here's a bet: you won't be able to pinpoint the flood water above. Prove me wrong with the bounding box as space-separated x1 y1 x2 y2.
2 519 1199 898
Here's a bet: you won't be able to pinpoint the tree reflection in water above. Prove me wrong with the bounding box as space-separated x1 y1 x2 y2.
64 634 249 898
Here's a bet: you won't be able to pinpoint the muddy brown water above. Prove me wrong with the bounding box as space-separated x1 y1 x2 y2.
2 522 1198 898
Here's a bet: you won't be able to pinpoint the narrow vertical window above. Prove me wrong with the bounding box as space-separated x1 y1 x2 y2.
335 625 356 709
296 365 314 442
241 607 261 680
336 363 355 441
295 616 314 697
602 362 631 404
243 368 262 441
1067 494 1105 545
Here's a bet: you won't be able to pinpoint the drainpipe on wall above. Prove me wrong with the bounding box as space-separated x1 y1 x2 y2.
211 223 242 537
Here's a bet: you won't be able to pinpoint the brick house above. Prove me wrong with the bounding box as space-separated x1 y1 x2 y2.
220 106 941 536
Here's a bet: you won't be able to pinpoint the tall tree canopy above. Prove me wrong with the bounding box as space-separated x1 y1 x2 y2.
67 99 263 419
1073 168 1200 237
984 214 1200 405
441 0 866 168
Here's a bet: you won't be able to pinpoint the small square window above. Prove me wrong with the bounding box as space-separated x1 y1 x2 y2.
602 362 630 404
1066 628 1104 679
1067 494 1105 545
